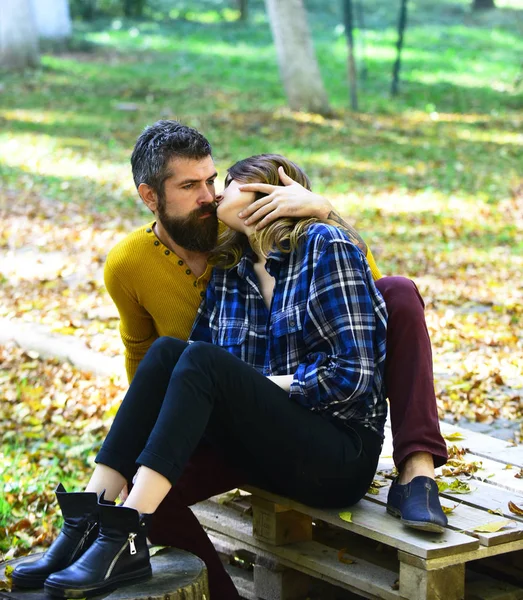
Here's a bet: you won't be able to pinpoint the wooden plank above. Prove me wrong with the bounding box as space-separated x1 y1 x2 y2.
194 501 402 600
438 421 523 468
242 487 479 560
399 561 465 600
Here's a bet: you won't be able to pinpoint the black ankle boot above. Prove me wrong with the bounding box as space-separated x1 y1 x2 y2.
44 500 152 599
12 484 99 589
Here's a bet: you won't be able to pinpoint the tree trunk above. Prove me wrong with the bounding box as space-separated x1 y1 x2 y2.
238 0 248 21
472 0 496 9
0 0 40 70
264 0 332 116
123 0 146 18
30 0 72 41
342 0 358 111
81 0 97 20
391 0 408 96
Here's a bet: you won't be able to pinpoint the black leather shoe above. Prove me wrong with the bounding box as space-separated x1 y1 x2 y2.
12 484 99 589
44 499 152 599
387 476 448 533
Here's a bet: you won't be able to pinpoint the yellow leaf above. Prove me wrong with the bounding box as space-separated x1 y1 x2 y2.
488 508 504 516
448 480 475 494
472 519 513 533
339 511 352 523
443 432 466 441
337 547 355 565
504 464 513 470
508 501 523 516
442 503 458 514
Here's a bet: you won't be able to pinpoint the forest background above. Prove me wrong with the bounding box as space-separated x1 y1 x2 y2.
0 0 522 560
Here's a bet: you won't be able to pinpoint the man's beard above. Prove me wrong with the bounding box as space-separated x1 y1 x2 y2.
157 201 218 253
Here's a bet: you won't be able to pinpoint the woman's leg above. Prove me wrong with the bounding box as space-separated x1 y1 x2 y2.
375 276 448 475
106 339 382 510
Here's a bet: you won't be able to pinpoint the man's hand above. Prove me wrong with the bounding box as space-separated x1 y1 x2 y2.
238 166 333 230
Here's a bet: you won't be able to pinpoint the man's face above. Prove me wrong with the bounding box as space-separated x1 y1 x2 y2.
157 156 219 252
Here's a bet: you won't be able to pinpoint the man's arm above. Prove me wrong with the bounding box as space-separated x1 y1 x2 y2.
325 210 367 255
104 260 158 382
238 168 381 279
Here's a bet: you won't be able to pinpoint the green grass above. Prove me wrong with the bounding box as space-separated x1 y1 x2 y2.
1 0 521 225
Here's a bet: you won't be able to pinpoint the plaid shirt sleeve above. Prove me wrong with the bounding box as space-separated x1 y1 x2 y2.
289 236 386 413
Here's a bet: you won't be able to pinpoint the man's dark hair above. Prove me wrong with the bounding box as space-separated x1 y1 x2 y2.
131 120 212 194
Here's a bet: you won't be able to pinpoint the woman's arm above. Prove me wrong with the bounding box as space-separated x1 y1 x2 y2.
290 234 387 412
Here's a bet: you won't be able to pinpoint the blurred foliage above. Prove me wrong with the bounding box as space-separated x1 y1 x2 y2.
0 0 522 560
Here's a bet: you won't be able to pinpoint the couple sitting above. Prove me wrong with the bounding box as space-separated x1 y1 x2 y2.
13 121 448 599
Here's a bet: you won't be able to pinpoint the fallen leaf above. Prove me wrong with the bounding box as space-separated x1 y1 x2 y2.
339 511 353 523
447 480 476 494
508 501 523 516
337 548 355 565
443 432 466 441
488 508 504 516
472 519 514 533
441 503 459 514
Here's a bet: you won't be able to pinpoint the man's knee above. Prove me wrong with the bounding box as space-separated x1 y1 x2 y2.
376 276 425 318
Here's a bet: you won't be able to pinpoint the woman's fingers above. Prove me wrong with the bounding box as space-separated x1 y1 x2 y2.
239 192 277 219
239 182 277 194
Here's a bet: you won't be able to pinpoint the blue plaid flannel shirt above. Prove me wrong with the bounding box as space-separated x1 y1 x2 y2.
190 223 388 437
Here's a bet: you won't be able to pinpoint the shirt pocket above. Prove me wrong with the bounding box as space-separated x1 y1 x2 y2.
215 318 249 347
271 303 306 338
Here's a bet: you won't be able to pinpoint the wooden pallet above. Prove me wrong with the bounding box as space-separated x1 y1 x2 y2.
193 421 523 600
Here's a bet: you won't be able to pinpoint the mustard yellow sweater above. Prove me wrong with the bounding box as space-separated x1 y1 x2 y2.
104 221 382 382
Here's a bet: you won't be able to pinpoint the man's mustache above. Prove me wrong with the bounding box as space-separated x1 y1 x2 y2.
195 203 218 217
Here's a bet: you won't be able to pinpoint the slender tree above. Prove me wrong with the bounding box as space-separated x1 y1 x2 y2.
238 0 248 21
391 0 408 96
123 0 146 18
342 0 358 111
30 0 72 41
0 0 40 70
472 0 496 9
264 0 332 116
355 1 368 80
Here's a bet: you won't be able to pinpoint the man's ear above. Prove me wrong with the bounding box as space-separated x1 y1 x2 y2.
138 183 158 213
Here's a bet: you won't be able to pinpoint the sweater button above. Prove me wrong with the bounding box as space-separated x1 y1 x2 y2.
178 260 184 266
193 281 197 287
200 291 205 297
165 250 170 256
185 269 191 275
154 241 160 246
146 228 152 233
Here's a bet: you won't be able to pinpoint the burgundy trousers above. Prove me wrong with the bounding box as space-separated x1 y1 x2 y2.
147 275 448 599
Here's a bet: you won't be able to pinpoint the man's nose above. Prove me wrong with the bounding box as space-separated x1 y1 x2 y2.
198 187 215 205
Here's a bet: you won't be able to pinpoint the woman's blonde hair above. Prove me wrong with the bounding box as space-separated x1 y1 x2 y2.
209 154 320 268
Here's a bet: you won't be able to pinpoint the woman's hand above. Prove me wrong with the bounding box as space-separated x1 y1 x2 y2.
238 166 333 230
267 374 294 392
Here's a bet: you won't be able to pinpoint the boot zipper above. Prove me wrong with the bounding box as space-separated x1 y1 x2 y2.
129 533 137 555
71 521 97 561
105 534 138 580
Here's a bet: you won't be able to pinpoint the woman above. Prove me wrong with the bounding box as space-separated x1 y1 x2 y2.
13 154 387 599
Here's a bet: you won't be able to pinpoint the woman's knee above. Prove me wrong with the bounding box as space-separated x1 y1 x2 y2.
147 336 189 365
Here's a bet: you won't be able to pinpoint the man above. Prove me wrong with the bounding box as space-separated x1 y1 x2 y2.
104 120 448 598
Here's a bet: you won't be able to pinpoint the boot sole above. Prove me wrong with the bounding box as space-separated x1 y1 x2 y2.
12 573 47 589
43 566 152 598
387 506 446 534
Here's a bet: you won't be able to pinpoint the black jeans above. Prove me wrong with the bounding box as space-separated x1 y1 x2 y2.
96 337 383 508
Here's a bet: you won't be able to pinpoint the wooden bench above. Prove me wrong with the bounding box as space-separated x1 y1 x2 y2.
194 421 523 599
